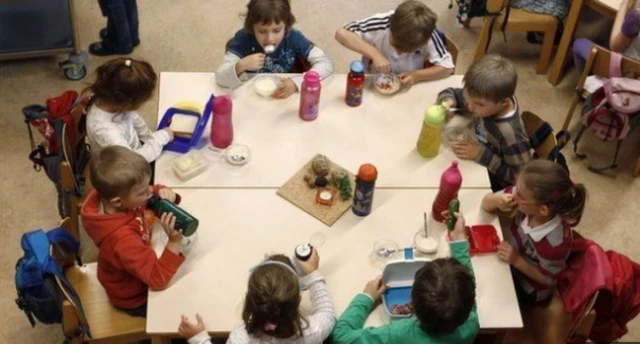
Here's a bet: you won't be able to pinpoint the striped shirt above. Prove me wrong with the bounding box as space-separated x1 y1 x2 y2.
503 187 573 302
344 10 454 74
437 88 532 189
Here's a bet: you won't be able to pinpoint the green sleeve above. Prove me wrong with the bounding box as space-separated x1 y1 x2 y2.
331 293 393 344
449 241 480 341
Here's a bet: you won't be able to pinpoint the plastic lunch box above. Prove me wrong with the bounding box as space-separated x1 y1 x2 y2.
381 248 429 319
157 94 214 153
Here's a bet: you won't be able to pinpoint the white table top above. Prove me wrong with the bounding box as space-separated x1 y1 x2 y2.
146 188 522 334
155 73 490 189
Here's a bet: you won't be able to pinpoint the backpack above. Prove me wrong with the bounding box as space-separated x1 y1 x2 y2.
450 0 488 24
574 53 640 173
14 228 92 340
23 91 91 218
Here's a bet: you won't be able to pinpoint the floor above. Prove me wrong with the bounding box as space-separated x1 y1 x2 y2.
0 0 638 342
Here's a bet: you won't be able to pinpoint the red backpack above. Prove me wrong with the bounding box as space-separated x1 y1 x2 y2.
573 53 640 173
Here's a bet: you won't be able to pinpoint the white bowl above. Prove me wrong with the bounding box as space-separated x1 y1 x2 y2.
413 231 439 254
374 73 401 95
253 75 280 97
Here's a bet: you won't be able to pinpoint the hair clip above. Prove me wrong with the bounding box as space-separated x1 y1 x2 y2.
264 321 278 332
124 59 132 67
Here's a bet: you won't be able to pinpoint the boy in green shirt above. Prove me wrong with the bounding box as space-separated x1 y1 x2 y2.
332 213 479 344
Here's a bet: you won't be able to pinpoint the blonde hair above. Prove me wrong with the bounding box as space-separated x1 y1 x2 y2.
390 0 437 53
90 146 151 200
463 54 517 103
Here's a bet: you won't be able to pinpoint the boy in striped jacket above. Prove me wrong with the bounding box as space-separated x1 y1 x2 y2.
437 54 531 191
335 0 455 88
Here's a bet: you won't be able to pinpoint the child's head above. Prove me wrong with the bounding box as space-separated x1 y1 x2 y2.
243 0 296 49
90 146 152 210
515 160 587 226
412 257 476 335
242 254 306 338
389 0 437 53
462 54 517 118
84 58 157 112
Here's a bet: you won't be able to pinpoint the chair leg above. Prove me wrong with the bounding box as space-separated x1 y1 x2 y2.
537 24 557 74
635 152 640 177
563 95 582 131
474 17 492 61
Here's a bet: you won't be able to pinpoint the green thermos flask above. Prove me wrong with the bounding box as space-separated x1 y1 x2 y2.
147 195 199 237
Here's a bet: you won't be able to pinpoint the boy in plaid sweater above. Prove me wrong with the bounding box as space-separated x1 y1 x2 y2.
437 54 531 191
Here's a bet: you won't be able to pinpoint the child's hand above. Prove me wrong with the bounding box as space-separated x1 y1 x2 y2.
496 194 517 212
497 241 519 265
449 212 467 241
399 72 415 88
622 9 640 38
372 53 391 74
163 128 175 141
160 212 183 243
239 53 266 71
363 276 386 302
297 248 320 275
158 187 177 203
178 314 205 339
450 139 481 160
273 77 297 99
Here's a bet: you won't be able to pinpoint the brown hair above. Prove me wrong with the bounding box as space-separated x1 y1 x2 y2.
412 258 475 335
242 0 296 33
242 254 307 339
83 58 157 111
389 0 437 53
463 54 517 103
90 146 151 200
519 160 588 226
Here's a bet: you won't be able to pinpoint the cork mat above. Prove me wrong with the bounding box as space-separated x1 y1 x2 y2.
277 154 355 226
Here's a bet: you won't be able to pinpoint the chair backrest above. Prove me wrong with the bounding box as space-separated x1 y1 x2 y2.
578 45 640 92
521 111 557 159
567 291 599 341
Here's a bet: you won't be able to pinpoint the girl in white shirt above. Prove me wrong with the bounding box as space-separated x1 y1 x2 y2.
84 57 173 163
179 250 335 344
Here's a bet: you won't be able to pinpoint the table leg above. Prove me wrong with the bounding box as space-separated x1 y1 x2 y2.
547 0 586 86
150 335 170 344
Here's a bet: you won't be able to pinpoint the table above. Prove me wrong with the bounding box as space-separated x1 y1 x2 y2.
146 188 522 337
155 73 491 189
547 0 621 85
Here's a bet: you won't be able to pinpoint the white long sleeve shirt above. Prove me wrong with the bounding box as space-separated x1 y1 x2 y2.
188 271 335 344
86 105 170 162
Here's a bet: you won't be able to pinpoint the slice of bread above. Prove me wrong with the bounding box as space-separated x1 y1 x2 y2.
169 114 199 138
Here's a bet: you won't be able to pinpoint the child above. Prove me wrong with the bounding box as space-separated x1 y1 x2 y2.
216 0 334 99
573 0 640 72
335 0 454 88
84 58 173 163
437 54 531 191
92 0 140 55
81 146 186 317
179 250 335 343
331 213 478 343
482 160 587 305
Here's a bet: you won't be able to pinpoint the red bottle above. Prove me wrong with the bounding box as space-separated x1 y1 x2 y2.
210 95 233 149
346 60 365 107
432 161 463 222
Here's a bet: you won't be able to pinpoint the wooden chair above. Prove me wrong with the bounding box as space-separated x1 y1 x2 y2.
562 45 640 176
473 0 557 74
503 291 597 343
60 100 92 241
56 218 148 344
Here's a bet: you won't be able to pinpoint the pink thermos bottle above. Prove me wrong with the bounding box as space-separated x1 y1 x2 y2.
299 70 321 121
432 161 463 222
210 95 233 149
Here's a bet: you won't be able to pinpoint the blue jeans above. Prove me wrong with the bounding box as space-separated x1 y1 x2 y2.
98 0 139 51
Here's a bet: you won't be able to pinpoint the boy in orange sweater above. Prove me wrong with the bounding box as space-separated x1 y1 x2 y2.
81 146 186 317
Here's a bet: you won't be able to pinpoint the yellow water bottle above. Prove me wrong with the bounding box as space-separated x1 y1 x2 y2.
416 104 446 158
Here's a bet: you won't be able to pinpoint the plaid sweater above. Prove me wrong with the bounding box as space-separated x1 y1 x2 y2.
438 88 532 188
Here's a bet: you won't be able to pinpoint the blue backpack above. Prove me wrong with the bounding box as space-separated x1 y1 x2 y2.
14 228 92 339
